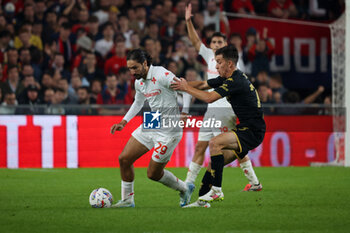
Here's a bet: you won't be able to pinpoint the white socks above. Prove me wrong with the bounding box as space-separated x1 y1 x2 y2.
121 180 134 201
185 162 202 184
240 160 259 185
158 169 186 193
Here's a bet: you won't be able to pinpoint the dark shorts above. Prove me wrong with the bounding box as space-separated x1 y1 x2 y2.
232 124 265 159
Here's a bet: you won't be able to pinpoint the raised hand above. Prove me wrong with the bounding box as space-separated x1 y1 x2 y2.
185 3 193 21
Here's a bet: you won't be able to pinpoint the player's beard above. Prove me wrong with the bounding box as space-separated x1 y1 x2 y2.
134 66 147 80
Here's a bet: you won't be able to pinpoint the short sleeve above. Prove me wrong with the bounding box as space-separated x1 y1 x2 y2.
199 43 214 64
159 68 176 89
214 78 242 97
207 76 225 88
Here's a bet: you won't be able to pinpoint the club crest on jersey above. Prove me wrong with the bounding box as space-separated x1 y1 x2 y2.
143 110 161 129
151 77 156 84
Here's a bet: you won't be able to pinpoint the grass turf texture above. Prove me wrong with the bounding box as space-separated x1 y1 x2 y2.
1 167 349 233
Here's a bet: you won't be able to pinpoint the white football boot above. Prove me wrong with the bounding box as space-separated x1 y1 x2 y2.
182 199 211 208
111 198 135 208
198 188 224 202
179 182 195 207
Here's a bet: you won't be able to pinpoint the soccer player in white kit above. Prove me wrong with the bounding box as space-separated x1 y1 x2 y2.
183 3 262 207
110 49 194 207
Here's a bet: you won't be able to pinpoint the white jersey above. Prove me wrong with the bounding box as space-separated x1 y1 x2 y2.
199 43 242 109
133 65 181 135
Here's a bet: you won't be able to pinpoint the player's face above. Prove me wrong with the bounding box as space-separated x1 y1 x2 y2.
210 37 227 52
127 60 148 80
215 55 231 78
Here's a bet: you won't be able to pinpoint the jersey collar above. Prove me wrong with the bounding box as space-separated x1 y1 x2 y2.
145 65 154 80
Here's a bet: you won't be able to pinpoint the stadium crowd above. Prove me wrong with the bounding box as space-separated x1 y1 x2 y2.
0 0 344 114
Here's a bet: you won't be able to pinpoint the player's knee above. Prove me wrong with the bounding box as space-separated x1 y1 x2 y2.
208 138 221 154
195 142 207 155
118 153 130 167
147 169 161 181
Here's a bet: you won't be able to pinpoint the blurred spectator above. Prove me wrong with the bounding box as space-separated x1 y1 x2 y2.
34 0 47 22
160 11 177 49
0 30 11 63
95 22 115 58
51 52 70 81
2 48 19 82
142 20 160 44
166 59 179 77
116 67 134 104
0 91 17 114
42 10 58 43
97 73 126 104
181 46 204 79
80 51 104 83
93 0 111 25
248 28 275 77
72 36 93 70
269 73 287 103
58 78 77 104
19 74 38 98
203 0 229 33
193 13 205 33
129 5 147 38
130 32 141 50
40 71 55 97
2 65 23 96
268 0 298 19
232 0 256 15
229 32 246 73
72 8 89 35
104 37 127 75
149 3 163 25
17 84 41 106
161 0 173 22
54 22 73 68
118 15 134 49
14 25 43 51
257 82 273 104
77 86 91 105
43 88 55 105
89 79 102 104
86 16 101 41
175 1 187 19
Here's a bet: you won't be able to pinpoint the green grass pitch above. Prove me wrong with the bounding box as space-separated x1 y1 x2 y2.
1 167 350 233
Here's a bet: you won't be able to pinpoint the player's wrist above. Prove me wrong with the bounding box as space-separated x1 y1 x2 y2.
120 119 128 126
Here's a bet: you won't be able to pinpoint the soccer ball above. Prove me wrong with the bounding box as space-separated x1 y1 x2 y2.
89 188 113 208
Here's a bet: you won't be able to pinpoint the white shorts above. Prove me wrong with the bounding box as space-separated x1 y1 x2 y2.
198 108 236 141
132 125 182 163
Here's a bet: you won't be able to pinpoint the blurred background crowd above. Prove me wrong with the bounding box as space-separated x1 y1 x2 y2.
0 0 345 114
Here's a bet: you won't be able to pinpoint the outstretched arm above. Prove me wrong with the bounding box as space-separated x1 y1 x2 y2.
185 4 201 51
172 78 221 103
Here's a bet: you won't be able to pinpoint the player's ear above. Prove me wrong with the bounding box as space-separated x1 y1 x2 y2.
143 60 147 68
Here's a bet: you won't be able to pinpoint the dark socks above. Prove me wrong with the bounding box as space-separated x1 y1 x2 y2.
210 154 224 187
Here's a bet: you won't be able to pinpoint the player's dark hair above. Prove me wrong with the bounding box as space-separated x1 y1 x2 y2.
209 32 226 43
127 49 152 66
215 45 239 65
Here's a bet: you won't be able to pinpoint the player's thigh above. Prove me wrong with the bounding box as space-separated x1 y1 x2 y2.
151 135 182 163
119 136 150 164
210 132 239 151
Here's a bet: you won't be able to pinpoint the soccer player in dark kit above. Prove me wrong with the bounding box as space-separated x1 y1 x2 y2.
171 44 266 207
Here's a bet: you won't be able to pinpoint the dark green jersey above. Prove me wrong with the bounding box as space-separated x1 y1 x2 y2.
207 69 265 130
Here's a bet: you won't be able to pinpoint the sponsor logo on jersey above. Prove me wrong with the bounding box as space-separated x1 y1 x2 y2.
143 89 161 97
